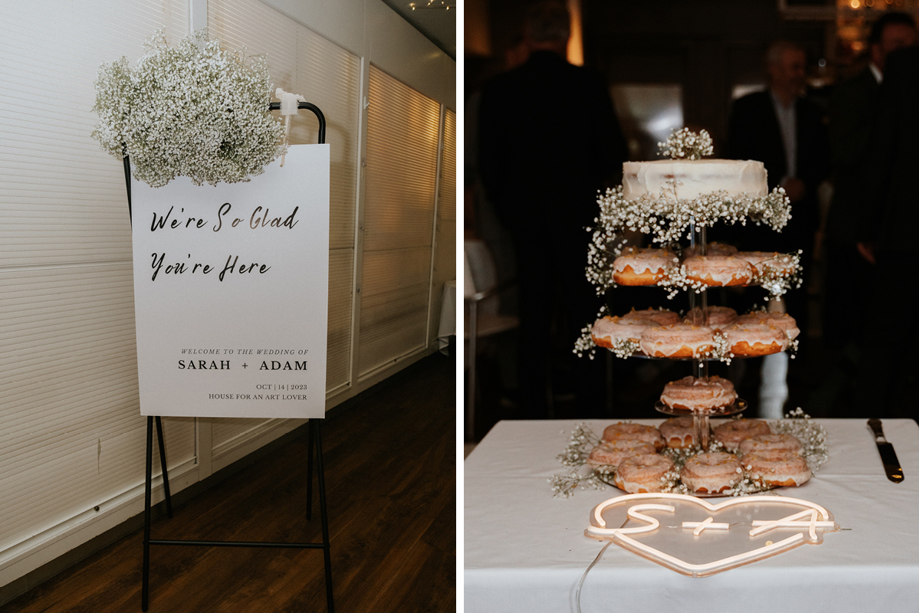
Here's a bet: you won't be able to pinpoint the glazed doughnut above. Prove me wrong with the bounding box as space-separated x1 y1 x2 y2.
683 255 754 287
602 422 665 451
683 305 738 330
683 242 738 258
639 324 716 358
713 419 771 451
659 416 697 449
680 451 744 494
736 311 800 341
620 307 681 327
743 451 812 487
590 316 650 349
735 251 796 277
721 322 788 356
660 376 737 411
738 433 802 458
612 248 679 286
614 453 675 494
586 440 657 469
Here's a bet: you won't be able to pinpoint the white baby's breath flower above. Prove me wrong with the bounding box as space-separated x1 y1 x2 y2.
92 29 285 187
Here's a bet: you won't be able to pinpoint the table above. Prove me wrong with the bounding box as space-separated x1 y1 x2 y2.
465 419 919 612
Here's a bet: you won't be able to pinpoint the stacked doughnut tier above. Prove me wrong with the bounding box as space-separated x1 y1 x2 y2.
587 419 814 496
580 130 800 494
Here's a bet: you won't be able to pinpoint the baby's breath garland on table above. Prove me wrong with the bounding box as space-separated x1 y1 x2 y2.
549 409 828 499
92 30 285 187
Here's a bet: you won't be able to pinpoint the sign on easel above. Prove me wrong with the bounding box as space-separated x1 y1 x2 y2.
131 145 330 419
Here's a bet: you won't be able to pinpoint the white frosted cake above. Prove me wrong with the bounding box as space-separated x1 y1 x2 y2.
622 159 768 200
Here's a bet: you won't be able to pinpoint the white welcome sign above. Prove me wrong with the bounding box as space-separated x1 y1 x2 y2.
131 145 330 419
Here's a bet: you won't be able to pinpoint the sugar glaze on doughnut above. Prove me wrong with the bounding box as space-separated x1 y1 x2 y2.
612 248 678 286
680 451 744 494
743 451 812 487
602 422 665 451
660 376 737 411
639 324 715 358
614 453 675 494
713 419 771 451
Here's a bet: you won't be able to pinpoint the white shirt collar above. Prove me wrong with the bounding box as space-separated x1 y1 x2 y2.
869 62 882 84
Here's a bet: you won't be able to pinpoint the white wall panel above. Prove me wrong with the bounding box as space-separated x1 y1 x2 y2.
430 108 456 341
0 1 187 268
358 66 441 376
0 0 192 588
0 265 195 557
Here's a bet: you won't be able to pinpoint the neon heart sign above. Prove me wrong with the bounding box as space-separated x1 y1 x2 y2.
585 493 838 577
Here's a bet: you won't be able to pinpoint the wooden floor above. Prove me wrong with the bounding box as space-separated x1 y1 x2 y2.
1 354 456 613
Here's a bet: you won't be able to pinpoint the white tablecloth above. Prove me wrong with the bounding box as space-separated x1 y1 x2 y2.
465 419 919 612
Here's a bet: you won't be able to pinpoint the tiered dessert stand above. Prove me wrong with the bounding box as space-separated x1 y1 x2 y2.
650 223 748 451
584 129 797 481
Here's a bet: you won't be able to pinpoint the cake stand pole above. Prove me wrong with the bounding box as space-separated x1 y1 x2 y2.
688 219 710 448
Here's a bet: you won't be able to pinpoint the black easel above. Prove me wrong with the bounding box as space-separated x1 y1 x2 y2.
126 102 334 612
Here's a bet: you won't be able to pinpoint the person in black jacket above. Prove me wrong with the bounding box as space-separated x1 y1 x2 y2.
851 45 919 419
824 14 915 290
478 1 627 418
727 40 830 268
726 40 830 415
821 14 915 415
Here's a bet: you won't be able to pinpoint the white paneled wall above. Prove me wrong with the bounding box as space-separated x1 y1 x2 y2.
0 0 454 597
0 0 195 589
359 66 442 377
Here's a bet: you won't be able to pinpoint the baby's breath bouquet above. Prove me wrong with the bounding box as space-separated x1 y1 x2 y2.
92 30 285 187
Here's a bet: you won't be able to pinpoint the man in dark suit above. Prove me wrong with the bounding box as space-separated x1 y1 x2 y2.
852 44 919 419
822 13 915 400
725 41 830 415
478 1 627 418
727 41 831 262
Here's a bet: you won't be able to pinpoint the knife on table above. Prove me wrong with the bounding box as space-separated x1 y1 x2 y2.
867 419 904 483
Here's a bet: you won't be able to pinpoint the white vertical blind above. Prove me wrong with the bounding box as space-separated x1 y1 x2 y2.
431 108 457 330
359 66 441 376
0 0 194 561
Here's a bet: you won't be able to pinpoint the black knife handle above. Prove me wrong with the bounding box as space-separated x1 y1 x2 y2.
867 419 886 441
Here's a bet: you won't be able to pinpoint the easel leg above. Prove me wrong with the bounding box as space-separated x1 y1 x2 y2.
314 421 334 613
154 416 173 518
142 416 153 612
307 419 315 521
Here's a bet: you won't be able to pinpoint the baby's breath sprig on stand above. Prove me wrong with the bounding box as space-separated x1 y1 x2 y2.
658 127 714 160
585 185 792 296
753 250 804 299
92 29 286 187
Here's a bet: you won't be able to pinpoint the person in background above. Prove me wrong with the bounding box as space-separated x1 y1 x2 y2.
726 40 831 417
477 0 627 419
851 43 919 421
728 40 831 278
821 12 916 414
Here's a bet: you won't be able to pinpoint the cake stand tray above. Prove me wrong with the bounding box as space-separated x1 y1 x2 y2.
654 399 748 418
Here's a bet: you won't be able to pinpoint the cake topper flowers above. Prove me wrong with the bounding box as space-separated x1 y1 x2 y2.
658 127 714 160
92 30 285 187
